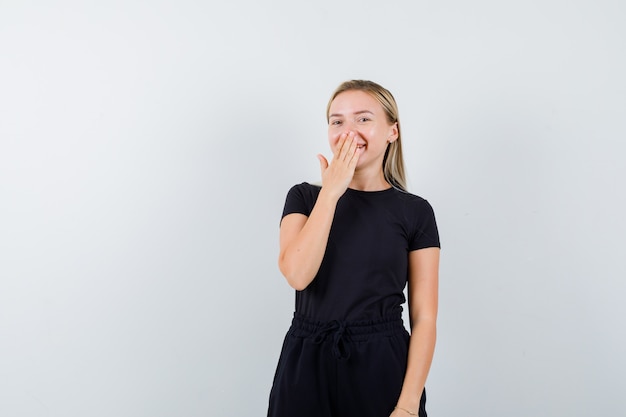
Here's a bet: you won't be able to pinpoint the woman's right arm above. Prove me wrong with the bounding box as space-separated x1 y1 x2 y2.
278 132 360 290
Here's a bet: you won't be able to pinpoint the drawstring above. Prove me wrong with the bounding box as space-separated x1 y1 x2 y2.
312 320 350 360
292 312 404 361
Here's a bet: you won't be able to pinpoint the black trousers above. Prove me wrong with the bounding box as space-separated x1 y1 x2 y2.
267 313 427 417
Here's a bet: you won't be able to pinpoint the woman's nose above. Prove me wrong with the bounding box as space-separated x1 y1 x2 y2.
342 122 358 135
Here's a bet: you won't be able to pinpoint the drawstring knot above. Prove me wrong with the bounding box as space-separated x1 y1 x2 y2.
312 320 350 360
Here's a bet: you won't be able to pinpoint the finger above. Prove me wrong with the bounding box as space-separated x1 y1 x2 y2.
338 132 356 161
317 154 329 173
342 132 359 163
348 143 361 169
333 132 349 158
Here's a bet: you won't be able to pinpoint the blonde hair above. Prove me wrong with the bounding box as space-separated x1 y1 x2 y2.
326 80 407 191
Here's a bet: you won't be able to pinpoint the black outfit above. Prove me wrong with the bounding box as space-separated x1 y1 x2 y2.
268 183 440 417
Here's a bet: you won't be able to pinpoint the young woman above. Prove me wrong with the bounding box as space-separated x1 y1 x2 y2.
267 80 440 417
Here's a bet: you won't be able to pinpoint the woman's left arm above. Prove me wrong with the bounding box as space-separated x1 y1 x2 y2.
391 247 440 416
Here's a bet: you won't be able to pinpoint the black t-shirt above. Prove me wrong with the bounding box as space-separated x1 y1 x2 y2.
281 182 440 322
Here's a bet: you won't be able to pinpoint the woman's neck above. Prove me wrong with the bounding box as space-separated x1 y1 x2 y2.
349 169 390 191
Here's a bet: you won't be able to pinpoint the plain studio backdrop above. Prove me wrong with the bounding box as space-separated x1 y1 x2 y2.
1 1 625 416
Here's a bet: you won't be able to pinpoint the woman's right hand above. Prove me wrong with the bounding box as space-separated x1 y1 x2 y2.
317 131 361 201
279 132 361 290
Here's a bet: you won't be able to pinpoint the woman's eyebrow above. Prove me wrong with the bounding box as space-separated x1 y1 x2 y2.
328 110 374 118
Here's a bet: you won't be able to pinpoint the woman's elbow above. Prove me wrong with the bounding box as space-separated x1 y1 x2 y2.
283 272 311 291
278 259 311 291
288 279 309 291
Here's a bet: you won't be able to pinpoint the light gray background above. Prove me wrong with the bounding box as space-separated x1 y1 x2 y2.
1 1 625 416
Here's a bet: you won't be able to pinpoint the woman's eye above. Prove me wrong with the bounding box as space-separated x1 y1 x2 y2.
331 120 342 126
358 117 370 122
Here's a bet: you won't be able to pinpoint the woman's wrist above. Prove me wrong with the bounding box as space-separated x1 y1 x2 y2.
317 187 342 206
394 405 418 416
394 390 421 416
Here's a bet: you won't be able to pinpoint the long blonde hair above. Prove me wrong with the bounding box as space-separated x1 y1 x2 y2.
326 80 407 191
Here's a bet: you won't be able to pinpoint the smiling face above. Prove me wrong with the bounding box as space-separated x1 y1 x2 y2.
327 90 398 174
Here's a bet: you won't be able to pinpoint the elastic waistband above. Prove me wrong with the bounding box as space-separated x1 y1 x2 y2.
289 313 406 360
289 312 405 341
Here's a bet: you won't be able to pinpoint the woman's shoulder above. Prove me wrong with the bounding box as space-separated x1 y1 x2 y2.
391 188 436 213
294 181 321 190
282 182 321 217
285 181 322 201
392 187 429 203
287 181 321 193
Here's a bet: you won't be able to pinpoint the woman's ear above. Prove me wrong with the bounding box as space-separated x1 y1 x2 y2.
388 122 399 143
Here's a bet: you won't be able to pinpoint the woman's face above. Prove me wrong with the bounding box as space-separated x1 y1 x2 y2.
327 90 398 171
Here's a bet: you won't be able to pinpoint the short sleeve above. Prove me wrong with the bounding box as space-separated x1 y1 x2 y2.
281 182 320 221
409 200 441 250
